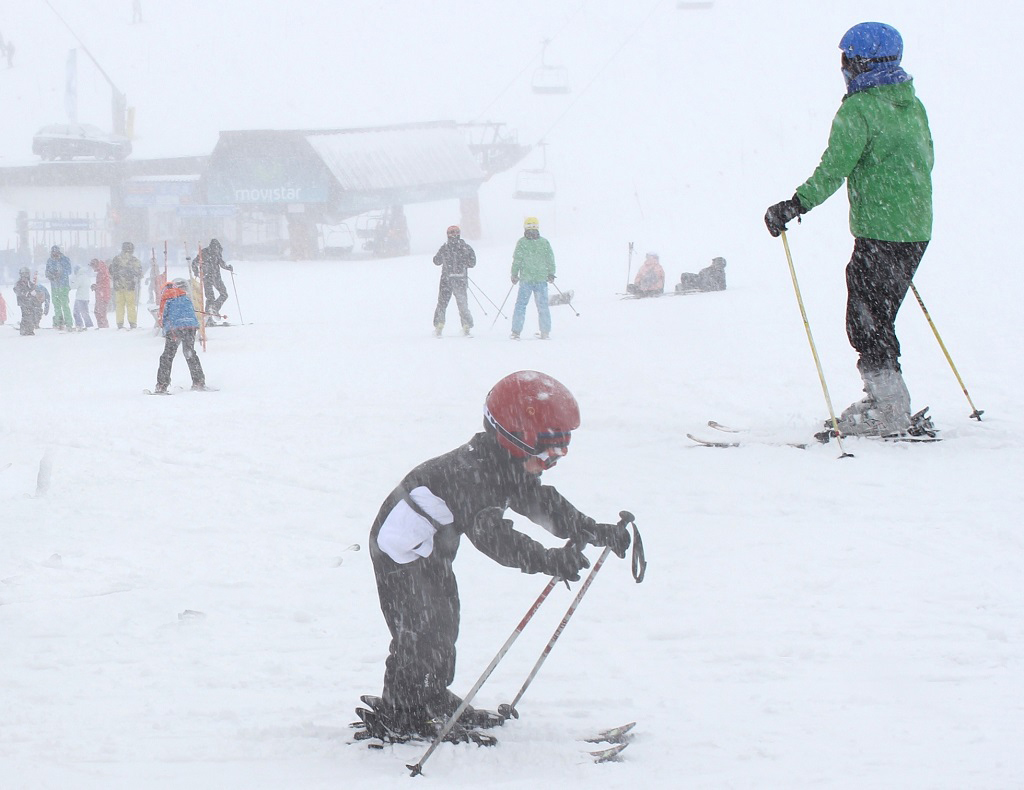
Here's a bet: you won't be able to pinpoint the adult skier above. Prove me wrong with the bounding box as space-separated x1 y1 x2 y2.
509 217 556 340
153 278 207 393
45 245 73 330
109 242 143 329
13 267 41 336
361 370 631 741
89 258 111 328
764 21 934 437
191 238 233 320
432 224 476 336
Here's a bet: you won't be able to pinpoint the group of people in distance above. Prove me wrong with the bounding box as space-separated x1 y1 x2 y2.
10 238 233 338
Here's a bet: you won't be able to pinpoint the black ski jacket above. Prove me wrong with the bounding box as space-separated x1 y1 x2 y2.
432 239 476 280
370 431 595 573
191 246 231 281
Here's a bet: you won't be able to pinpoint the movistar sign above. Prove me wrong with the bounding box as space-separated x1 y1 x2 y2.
233 186 307 202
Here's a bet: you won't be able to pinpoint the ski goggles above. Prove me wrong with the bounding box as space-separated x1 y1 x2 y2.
531 433 571 468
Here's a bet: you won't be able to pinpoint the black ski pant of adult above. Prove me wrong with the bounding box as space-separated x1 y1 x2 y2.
845 238 928 375
205 276 229 316
371 545 460 723
157 328 205 387
433 275 473 329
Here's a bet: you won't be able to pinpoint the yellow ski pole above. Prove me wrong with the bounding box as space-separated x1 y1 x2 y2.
909 281 983 420
780 231 853 458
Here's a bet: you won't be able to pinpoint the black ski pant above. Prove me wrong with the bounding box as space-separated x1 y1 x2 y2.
157 328 205 387
19 304 40 335
371 544 460 721
433 275 473 329
205 276 229 316
845 238 928 375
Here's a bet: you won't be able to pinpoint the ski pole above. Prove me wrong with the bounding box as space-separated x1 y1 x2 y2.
909 281 983 420
779 231 852 459
468 276 505 318
491 282 516 329
408 544 577 777
196 243 207 352
466 280 488 316
625 241 634 291
498 511 636 720
550 280 579 317
230 269 245 325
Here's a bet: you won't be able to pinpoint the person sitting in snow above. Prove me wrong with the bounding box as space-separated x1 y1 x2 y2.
677 257 727 293
153 278 207 393
627 252 665 297
360 370 631 741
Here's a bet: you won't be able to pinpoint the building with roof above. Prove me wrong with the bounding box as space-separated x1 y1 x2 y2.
0 121 527 272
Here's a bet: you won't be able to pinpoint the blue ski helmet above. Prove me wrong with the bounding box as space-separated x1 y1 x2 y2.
839 22 903 63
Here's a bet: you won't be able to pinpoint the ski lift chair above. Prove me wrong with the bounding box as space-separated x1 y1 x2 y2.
531 39 571 95
514 169 556 201
531 65 571 95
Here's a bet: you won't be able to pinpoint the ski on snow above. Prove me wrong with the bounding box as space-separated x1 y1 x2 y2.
690 417 941 448
351 697 634 764
687 423 809 449
143 385 220 395
584 721 636 762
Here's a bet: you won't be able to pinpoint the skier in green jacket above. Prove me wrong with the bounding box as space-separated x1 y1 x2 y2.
764 21 934 438
510 217 556 340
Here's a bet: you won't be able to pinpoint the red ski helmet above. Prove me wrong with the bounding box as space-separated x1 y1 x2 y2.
484 371 580 466
447 225 461 237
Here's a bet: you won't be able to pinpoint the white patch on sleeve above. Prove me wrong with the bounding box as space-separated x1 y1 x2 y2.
376 486 455 564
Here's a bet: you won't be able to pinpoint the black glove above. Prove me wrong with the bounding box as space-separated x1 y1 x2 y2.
583 523 630 559
226 264 234 272
542 545 590 582
547 274 555 283
764 195 805 237
511 275 519 284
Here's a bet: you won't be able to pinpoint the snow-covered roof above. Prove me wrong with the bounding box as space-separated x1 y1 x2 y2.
304 125 485 191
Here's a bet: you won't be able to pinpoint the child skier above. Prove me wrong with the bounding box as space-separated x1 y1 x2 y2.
153 279 207 393
359 370 631 742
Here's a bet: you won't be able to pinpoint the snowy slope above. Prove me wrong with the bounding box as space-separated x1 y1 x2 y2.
3 1 1024 789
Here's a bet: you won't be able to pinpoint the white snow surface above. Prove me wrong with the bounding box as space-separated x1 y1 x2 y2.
2 1 1024 788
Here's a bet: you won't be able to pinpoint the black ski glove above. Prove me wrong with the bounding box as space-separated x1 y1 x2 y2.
582 522 631 559
764 195 805 237
542 545 590 582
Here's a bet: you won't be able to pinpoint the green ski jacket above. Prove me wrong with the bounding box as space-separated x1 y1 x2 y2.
511 237 556 283
796 80 933 242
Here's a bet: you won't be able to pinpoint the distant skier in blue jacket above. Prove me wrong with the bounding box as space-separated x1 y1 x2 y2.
154 279 207 393
45 246 73 330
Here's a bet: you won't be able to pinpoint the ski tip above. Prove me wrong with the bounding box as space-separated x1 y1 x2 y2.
584 721 637 743
590 742 629 762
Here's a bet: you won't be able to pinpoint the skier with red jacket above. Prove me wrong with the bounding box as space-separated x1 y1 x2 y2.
89 259 111 328
358 371 631 742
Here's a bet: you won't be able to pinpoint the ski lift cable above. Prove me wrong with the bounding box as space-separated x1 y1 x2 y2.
533 0 665 147
470 0 589 124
